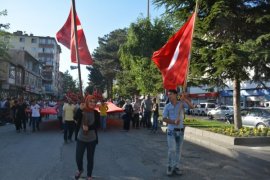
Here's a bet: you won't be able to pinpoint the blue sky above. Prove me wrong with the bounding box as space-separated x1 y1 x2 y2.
1 0 165 87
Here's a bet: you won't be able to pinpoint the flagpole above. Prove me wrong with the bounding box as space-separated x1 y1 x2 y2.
71 0 83 99
182 0 199 94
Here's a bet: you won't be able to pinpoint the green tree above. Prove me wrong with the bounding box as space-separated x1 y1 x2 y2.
0 9 10 61
91 28 128 98
118 17 174 96
62 70 79 94
153 0 270 129
86 65 106 92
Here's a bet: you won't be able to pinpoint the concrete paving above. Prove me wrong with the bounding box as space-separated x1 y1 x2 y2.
0 120 269 180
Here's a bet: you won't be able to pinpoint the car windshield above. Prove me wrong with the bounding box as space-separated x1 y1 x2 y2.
207 104 215 108
244 108 270 117
261 109 270 116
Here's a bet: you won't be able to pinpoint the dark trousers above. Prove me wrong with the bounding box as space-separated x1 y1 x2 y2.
132 113 139 128
21 117 27 130
123 114 131 131
15 118 22 131
76 140 97 177
144 111 152 128
64 121 75 141
58 116 63 130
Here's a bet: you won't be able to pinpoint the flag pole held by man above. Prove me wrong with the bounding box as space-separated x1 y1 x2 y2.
151 5 198 176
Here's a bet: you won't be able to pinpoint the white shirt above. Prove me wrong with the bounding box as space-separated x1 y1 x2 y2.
31 104 41 117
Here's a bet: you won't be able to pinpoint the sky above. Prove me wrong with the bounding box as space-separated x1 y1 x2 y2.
1 0 165 88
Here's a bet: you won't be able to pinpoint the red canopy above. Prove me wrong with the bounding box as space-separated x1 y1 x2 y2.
26 107 57 115
40 107 57 115
95 102 123 113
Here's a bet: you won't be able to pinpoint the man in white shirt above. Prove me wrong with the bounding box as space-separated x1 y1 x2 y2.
30 100 41 132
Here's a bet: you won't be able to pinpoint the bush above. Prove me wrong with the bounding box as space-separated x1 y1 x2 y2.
208 127 270 137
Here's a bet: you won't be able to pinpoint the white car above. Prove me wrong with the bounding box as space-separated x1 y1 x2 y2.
191 103 216 116
207 106 233 120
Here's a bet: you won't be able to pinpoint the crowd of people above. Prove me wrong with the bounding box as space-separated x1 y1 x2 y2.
1 90 194 179
0 97 57 132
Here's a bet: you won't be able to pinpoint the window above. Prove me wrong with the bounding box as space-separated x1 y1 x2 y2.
19 37 25 42
31 38 37 43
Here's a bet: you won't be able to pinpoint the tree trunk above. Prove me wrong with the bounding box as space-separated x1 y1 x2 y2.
233 77 242 130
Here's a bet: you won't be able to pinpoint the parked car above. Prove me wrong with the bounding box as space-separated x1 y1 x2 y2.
225 108 270 128
207 105 233 120
190 103 216 116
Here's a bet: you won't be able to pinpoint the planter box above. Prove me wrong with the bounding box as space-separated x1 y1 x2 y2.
185 126 270 146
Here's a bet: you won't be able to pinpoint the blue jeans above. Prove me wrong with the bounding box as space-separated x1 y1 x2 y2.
152 114 158 131
100 116 107 130
32 117 40 131
167 129 184 168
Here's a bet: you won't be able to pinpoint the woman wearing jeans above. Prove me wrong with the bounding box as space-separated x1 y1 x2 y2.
151 98 159 133
75 95 100 180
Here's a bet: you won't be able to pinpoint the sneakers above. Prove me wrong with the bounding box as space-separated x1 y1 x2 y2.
166 166 173 176
173 167 183 175
74 170 83 179
167 167 183 176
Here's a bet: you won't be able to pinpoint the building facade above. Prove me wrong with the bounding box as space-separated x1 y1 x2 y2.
187 81 270 108
8 31 61 98
0 49 42 99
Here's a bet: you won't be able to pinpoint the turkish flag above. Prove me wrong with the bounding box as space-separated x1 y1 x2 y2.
152 13 196 89
56 9 93 65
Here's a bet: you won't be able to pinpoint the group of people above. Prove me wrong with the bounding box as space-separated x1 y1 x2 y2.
0 97 57 133
1 89 193 179
120 95 160 133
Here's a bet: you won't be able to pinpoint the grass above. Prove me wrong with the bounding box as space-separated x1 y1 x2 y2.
184 118 232 129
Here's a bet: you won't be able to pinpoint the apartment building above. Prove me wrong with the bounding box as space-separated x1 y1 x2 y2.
0 49 42 99
8 31 61 98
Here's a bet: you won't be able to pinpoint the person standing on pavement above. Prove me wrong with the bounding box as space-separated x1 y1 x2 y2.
122 99 133 132
15 99 28 132
162 89 193 176
63 99 76 143
30 100 41 132
75 95 100 180
99 100 109 131
151 97 159 133
132 96 141 129
141 95 153 129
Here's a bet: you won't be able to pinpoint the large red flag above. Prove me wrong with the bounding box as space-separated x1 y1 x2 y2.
56 9 93 65
151 13 196 89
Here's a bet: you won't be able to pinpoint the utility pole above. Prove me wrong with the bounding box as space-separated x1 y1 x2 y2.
147 0 150 19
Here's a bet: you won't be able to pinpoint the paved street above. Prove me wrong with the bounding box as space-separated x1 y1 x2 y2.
0 119 270 180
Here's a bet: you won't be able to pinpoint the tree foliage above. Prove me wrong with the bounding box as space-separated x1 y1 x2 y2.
118 17 174 96
89 29 128 98
86 65 106 91
0 9 10 61
153 0 270 129
62 70 79 94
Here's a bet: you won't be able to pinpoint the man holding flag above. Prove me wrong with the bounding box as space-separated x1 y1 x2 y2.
151 11 196 176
